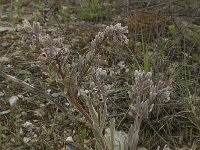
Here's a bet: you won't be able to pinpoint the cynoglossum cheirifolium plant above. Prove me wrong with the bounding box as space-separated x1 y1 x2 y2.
17 20 43 45
18 20 171 149
104 70 171 150
126 70 170 150
18 20 128 149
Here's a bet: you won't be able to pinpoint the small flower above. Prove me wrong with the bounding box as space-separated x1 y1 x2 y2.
39 34 64 58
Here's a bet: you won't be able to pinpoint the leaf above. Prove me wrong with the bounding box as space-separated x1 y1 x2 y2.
167 24 176 31
110 118 115 150
141 100 149 119
128 125 139 150
87 98 99 126
100 103 107 131
87 98 106 149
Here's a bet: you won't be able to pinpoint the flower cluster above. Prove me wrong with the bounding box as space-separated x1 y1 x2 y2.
39 34 65 58
89 68 108 102
130 70 170 118
78 23 128 79
127 70 171 150
17 19 42 40
18 20 67 58
91 23 129 51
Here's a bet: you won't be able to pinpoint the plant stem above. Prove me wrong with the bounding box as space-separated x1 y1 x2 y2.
68 94 93 126
56 56 65 79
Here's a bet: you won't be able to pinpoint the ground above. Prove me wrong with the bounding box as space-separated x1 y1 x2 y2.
0 0 200 150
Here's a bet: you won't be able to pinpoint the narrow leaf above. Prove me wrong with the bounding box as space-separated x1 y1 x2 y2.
87 98 99 126
110 118 115 150
100 103 107 131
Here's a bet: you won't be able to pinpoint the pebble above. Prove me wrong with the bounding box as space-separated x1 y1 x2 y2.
0 91 5 97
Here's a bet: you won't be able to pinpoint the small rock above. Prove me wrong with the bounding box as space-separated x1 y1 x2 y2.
23 137 31 143
66 136 74 142
10 137 15 143
21 111 27 117
9 96 18 107
17 94 24 99
51 92 61 98
19 128 24 135
23 121 34 131
0 91 5 97
0 110 11 115
46 89 51 93
40 103 46 108
33 134 37 138
1 42 10 48
65 102 70 106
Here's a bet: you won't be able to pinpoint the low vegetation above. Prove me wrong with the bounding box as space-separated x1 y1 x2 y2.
0 0 200 149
